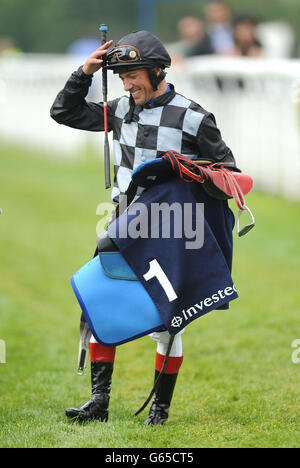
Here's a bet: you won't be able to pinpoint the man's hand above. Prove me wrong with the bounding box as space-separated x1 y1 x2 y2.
82 40 114 75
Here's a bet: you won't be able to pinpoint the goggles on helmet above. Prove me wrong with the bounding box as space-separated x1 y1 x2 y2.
107 45 142 65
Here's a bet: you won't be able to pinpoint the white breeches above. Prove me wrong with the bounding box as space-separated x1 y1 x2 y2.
90 329 184 357
149 330 184 357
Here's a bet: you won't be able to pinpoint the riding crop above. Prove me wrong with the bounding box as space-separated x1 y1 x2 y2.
99 24 111 189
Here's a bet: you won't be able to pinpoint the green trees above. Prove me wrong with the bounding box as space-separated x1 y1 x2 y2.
0 0 136 53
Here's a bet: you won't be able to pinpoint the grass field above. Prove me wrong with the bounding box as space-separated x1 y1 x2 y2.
0 142 299 448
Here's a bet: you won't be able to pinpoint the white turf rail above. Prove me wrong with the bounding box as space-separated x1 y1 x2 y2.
1 54 300 200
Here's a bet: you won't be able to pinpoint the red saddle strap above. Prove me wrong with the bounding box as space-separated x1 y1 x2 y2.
219 166 245 210
162 151 255 236
162 151 251 210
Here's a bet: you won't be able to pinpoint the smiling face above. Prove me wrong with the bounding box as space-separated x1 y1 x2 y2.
119 68 166 105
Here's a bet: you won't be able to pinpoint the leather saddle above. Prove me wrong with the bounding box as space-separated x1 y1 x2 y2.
96 231 138 281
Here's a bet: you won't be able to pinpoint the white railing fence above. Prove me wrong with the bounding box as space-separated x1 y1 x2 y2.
1 54 300 200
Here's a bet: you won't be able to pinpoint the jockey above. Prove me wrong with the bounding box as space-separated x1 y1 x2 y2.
50 30 238 425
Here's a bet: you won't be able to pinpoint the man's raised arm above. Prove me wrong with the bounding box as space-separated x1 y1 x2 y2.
50 40 114 131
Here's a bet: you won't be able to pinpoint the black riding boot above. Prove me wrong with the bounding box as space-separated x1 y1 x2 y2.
144 370 178 425
65 361 113 422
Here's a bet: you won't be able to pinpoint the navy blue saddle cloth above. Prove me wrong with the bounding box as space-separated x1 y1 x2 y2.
71 157 238 346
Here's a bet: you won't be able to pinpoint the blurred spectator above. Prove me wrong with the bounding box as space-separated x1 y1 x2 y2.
66 36 100 57
232 16 262 57
177 16 214 57
66 35 103 99
203 1 235 55
0 37 22 57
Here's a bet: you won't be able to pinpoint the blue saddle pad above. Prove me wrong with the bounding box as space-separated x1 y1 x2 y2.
99 252 138 281
71 254 165 346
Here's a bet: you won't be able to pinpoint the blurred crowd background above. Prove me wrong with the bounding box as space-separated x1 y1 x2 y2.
0 0 298 58
1 0 300 200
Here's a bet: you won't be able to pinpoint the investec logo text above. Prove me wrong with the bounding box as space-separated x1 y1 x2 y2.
171 285 237 328
96 197 205 249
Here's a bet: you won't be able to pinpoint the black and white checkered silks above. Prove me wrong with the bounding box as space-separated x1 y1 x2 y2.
106 86 232 203
50 70 235 204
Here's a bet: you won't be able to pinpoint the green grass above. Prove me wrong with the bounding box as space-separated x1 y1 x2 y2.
0 142 299 448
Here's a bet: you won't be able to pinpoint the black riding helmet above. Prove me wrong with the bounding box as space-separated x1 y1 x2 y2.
105 30 171 91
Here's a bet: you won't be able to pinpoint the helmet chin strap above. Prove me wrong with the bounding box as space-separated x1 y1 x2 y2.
147 68 167 91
